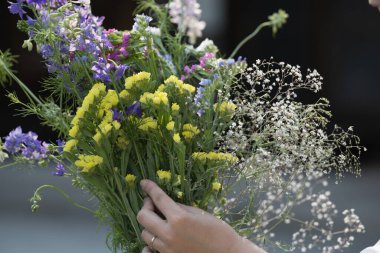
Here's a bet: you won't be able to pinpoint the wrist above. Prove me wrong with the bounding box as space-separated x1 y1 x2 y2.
229 236 267 253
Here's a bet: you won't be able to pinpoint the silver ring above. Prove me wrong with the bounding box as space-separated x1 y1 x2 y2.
150 235 157 251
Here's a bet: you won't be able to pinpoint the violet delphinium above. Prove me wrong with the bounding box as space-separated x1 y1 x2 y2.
126 101 142 118
3 127 48 159
52 162 65 176
8 0 26 18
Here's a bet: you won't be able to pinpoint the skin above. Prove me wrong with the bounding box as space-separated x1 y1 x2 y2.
369 0 380 9
137 179 267 253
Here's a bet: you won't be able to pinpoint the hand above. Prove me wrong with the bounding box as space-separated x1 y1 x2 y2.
369 0 380 10
137 179 266 253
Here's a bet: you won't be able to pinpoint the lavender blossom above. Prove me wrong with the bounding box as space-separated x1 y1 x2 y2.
126 101 142 118
3 126 25 154
8 0 26 18
52 162 65 176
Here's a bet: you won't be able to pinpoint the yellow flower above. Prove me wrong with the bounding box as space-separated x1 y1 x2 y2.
213 101 237 117
138 117 158 131
119 90 130 100
125 72 151 90
100 90 119 109
182 83 196 93
157 170 171 183
139 92 155 104
212 182 222 191
68 125 79 138
63 139 78 153
166 121 175 131
75 155 103 173
156 84 166 92
93 132 102 143
117 134 129 149
171 103 180 113
192 152 207 162
112 120 121 130
164 75 195 94
182 123 200 140
173 133 181 143
125 174 137 186
177 191 184 199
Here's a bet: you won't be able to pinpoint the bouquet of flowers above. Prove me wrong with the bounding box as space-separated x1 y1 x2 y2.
0 0 365 252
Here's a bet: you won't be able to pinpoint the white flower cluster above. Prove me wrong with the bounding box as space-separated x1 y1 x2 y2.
168 0 206 44
216 59 364 252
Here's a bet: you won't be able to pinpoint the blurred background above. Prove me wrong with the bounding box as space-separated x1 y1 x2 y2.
1 0 380 252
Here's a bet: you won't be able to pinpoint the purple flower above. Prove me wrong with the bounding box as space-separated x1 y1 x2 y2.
57 139 65 154
112 108 123 122
126 101 142 118
3 126 25 153
199 79 212 86
92 57 112 83
52 162 65 176
26 0 46 5
40 44 53 59
22 131 48 159
115 64 129 80
197 109 205 117
26 16 36 26
8 0 26 18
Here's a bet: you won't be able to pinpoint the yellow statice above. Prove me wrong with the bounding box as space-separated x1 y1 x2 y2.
117 134 129 149
75 154 103 173
63 139 78 153
182 123 200 140
177 191 184 199
192 151 238 163
173 133 181 143
157 170 171 183
171 103 180 114
138 117 158 131
119 90 130 100
164 75 196 94
166 121 175 131
98 89 119 118
68 125 79 138
212 182 222 191
140 91 169 106
192 152 208 162
213 101 237 117
70 83 106 126
93 120 121 144
125 174 137 186
125 71 151 90
152 91 169 105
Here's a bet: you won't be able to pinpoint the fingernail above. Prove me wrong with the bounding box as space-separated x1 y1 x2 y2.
140 179 147 189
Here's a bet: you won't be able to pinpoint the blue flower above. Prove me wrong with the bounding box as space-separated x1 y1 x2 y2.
115 64 129 80
40 44 53 59
52 162 65 176
3 126 25 154
26 16 36 26
21 131 48 159
112 108 123 122
56 139 65 154
126 101 142 118
26 0 47 5
199 79 212 86
8 0 26 18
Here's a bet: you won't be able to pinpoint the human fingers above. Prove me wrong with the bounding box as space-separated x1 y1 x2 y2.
142 197 155 212
178 203 206 215
140 179 180 217
137 203 167 238
141 229 166 253
141 246 153 253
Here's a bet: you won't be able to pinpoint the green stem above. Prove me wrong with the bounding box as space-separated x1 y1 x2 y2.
0 58 43 106
0 161 19 170
229 21 271 59
32 184 96 215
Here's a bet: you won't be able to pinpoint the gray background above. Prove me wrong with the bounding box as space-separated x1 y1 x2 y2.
1 0 380 252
